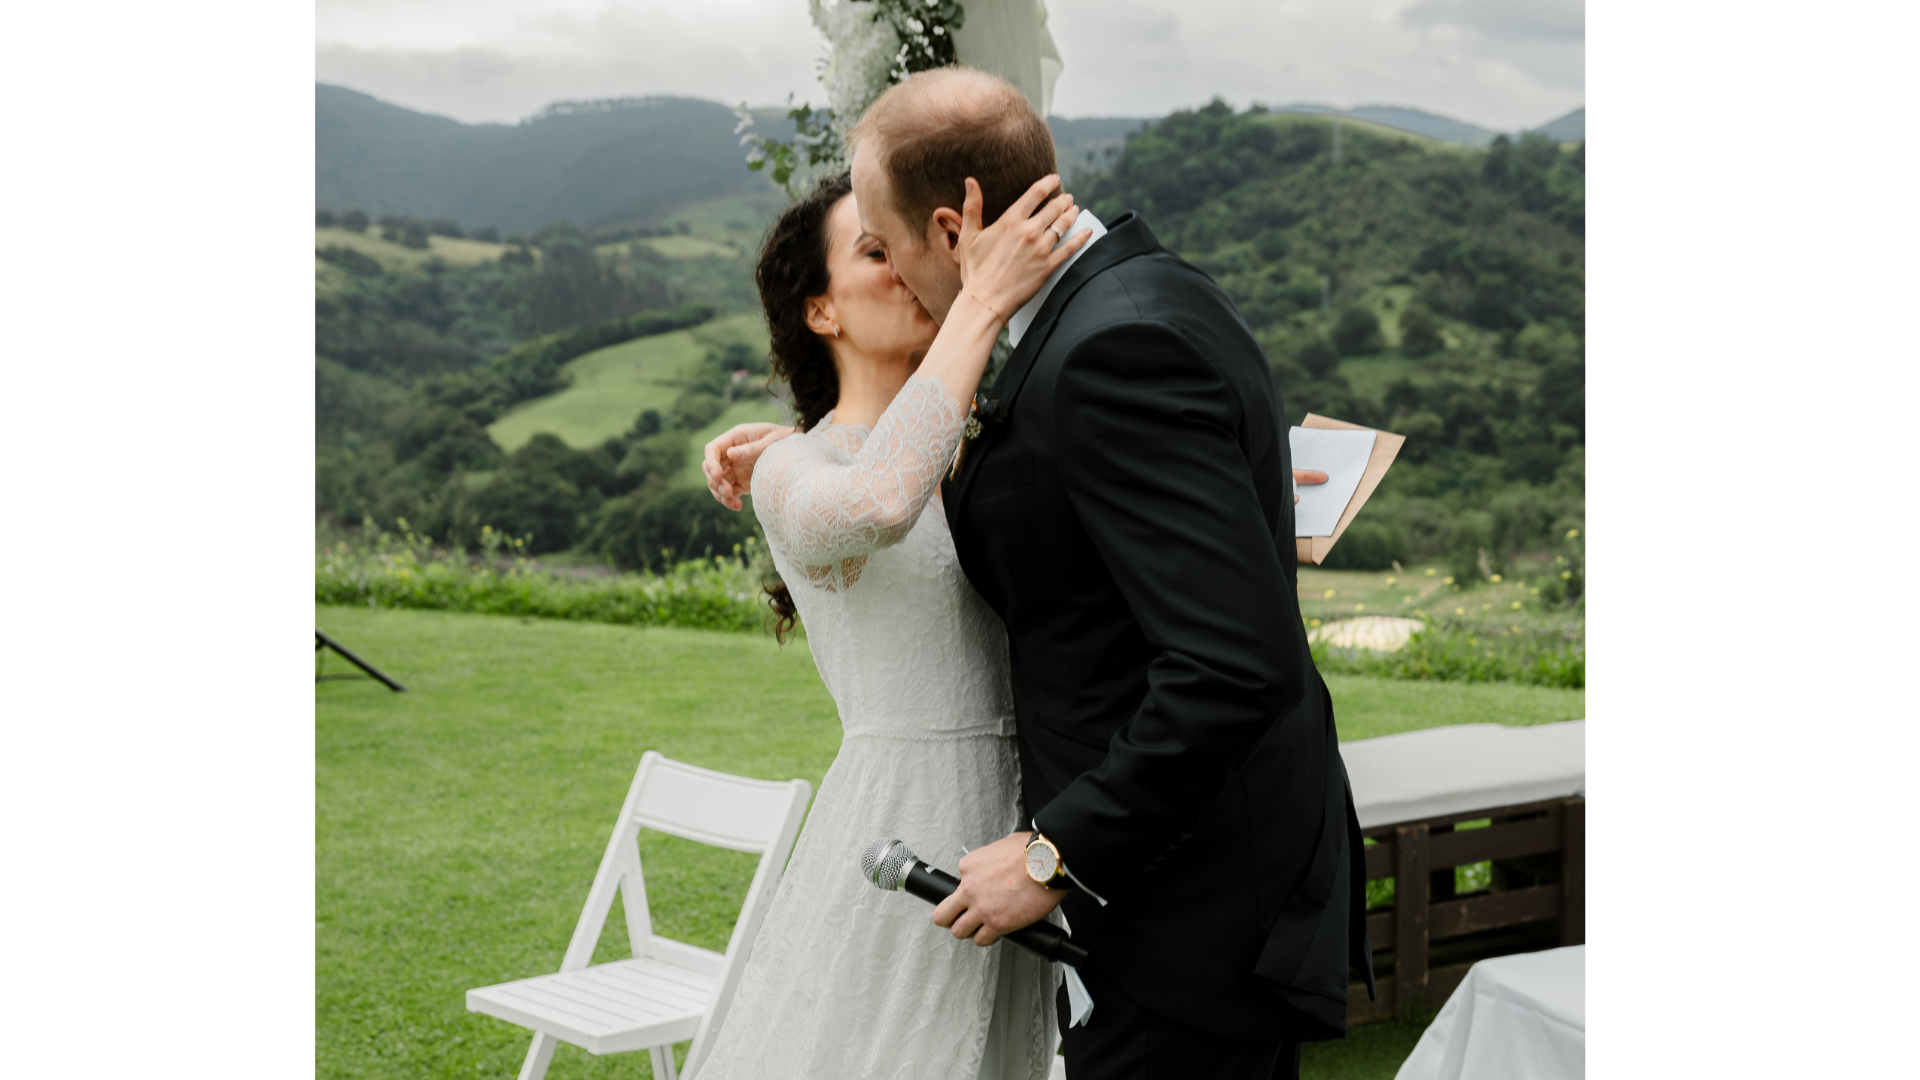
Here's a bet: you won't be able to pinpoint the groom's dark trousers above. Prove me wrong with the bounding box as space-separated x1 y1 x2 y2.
944 213 1374 1078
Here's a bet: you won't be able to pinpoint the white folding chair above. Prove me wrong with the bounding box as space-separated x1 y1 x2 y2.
467 751 811 1080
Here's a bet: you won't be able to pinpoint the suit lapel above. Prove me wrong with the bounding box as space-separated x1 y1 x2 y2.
948 212 1160 517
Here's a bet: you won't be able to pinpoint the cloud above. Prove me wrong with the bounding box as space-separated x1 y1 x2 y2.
315 0 1583 131
1402 0 1585 43
316 0 825 123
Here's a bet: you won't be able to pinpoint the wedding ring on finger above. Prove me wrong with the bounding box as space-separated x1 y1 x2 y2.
1049 224 1065 239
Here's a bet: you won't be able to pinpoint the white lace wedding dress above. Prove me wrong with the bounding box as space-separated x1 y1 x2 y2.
696 376 1059 1080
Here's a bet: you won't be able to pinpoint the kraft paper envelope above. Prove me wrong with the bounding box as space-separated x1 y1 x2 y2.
1294 413 1405 567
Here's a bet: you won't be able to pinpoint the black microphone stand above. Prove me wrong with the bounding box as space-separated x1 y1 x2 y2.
315 629 406 692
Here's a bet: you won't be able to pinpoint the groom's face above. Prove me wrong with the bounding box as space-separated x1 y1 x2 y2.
852 145 964 326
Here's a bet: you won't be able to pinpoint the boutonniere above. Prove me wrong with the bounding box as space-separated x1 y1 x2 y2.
950 395 1007 480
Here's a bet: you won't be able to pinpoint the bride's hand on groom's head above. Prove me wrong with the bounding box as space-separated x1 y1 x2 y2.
955 173 1092 323
703 422 796 510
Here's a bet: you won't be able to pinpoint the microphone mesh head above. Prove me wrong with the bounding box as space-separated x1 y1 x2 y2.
860 838 917 891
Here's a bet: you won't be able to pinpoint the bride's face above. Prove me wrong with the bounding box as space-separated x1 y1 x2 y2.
813 195 937 360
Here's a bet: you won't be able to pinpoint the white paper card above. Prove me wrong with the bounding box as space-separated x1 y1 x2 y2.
1290 427 1376 537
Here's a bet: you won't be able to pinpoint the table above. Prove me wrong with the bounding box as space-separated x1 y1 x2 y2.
1394 945 1585 1080
1341 721 1585 1022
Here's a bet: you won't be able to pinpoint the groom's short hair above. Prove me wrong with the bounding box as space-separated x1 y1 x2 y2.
851 67 1057 243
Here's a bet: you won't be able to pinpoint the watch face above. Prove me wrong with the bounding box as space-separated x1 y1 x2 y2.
1026 842 1058 883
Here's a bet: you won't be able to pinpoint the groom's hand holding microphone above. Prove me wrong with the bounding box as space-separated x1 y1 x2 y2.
933 830 1070 946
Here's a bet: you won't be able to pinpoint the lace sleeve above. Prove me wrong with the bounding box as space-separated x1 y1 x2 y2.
755 375 966 574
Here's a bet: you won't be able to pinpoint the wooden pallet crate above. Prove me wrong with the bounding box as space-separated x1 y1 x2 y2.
1348 794 1585 1024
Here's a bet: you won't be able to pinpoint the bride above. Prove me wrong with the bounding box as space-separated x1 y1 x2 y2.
691 169 1087 1080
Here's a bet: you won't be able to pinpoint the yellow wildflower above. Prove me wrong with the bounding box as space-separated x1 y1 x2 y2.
1561 571 1572 580
1454 607 1465 616
1443 576 1455 585
1385 576 1397 586
1566 529 1580 539
1426 568 1436 576
1490 574 1502 583
1354 603 1365 612
1310 618 1322 627
1323 588 1336 599
1511 601 1522 610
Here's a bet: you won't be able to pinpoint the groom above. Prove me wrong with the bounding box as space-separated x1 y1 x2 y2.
850 69 1374 1079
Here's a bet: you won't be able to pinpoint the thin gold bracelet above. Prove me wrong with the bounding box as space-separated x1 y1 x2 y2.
962 290 1008 325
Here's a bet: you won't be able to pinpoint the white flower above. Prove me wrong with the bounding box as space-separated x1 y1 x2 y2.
811 0 899 125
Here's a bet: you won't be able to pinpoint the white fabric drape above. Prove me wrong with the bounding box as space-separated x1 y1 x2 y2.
1395 946 1586 1080
951 0 1063 116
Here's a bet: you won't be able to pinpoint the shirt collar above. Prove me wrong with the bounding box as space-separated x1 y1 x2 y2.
1007 208 1107 348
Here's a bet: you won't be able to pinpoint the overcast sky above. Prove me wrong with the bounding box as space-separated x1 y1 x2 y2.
315 0 1582 131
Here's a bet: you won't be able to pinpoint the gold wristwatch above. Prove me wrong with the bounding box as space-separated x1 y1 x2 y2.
1025 831 1070 889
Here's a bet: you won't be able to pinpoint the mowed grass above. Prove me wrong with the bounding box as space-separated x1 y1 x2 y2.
317 605 1580 1079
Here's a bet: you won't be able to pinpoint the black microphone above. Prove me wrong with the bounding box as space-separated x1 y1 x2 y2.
860 838 1090 967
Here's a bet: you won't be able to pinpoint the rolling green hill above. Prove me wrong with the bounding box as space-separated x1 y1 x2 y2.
485 314 780 460
487 331 708 452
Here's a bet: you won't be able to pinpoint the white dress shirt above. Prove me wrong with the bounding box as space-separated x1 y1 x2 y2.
1007 208 1107 349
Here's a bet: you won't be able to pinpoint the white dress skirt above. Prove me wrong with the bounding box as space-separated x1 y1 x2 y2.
694 378 1059 1080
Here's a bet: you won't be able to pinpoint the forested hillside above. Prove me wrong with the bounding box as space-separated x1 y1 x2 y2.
317 85 791 234
316 96 1583 584
1082 102 1584 576
315 195 776 566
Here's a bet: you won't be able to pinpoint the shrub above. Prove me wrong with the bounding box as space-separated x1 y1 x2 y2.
1332 307 1383 357
316 521 775 634
1254 229 1290 262
317 209 337 228
316 245 383 279
585 485 765 572
1448 511 1495 582
616 431 687 487
1312 616 1584 689
1295 334 1339 378
474 227 500 243
340 208 369 232
1321 520 1409 571
671 389 727 432
1398 302 1444 357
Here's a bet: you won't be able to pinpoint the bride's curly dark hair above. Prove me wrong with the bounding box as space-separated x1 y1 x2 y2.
754 171 853 640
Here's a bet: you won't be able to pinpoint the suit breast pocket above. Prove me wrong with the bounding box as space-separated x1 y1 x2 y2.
972 454 1035 499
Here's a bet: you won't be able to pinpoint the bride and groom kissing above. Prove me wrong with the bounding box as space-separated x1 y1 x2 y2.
692 67 1371 1080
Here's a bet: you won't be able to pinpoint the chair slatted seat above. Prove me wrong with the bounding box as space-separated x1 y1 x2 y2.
467 751 811 1080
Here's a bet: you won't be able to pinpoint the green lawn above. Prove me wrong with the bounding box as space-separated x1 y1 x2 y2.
317 605 1579 1078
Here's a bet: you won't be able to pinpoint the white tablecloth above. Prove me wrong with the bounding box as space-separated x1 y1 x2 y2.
1343 721 1585 829
1395 946 1585 1080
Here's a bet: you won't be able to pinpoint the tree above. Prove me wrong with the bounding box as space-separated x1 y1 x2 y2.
1295 334 1339 378
1331 307 1383 357
1398 302 1444 357
340 208 369 232
474 227 500 243
316 209 337 228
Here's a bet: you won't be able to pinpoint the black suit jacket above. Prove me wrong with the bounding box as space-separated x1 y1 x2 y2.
944 213 1375 1042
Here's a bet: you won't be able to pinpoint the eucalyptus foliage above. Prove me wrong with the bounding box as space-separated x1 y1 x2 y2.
735 0 967 196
